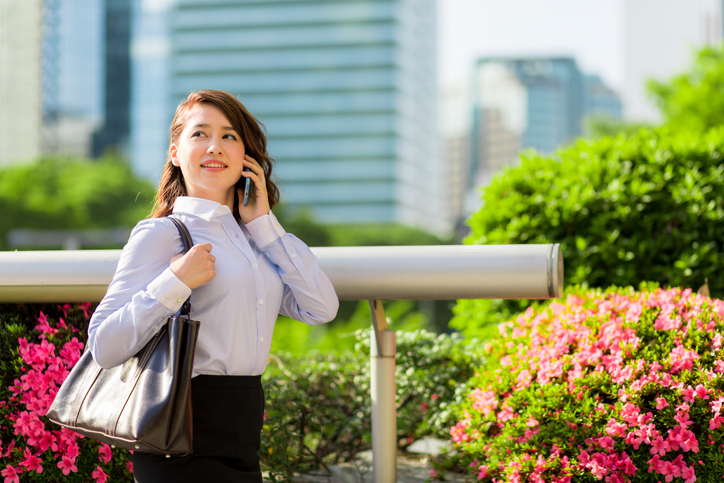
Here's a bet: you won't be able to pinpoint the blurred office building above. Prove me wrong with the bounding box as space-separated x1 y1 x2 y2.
0 0 43 165
129 0 175 181
131 0 446 234
623 0 723 122
42 0 105 158
92 0 133 158
444 57 622 225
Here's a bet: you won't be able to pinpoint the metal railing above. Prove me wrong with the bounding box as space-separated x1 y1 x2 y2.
0 244 564 483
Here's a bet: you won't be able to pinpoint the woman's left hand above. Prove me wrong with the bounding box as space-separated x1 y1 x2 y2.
237 154 270 223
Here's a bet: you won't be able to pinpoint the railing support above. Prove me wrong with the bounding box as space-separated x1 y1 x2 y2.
369 300 396 483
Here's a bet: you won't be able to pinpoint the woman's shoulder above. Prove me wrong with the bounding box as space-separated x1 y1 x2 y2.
129 217 178 238
123 217 182 256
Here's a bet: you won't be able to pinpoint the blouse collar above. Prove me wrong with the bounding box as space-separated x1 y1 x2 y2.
173 196 232 222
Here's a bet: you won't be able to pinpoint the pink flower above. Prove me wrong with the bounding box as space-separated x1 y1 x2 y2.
650 436 668 456
57 456 77 476
681 464 696 483
598 436 615 450
713 333 722 350
710 416 724 430
497 405 515 422
98 443 112 464
92 465 108 483
656 397 669 410
669 345 699 374
694 384 709 400
79 302 92 318
0 465 21 483
19 448 42 474
126 461 134 474
605 418 627 437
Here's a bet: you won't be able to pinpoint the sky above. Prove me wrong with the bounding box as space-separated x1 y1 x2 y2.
437 0 624 91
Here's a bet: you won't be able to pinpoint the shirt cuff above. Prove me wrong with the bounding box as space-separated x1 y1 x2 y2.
245 211 286 248
146 267 192 312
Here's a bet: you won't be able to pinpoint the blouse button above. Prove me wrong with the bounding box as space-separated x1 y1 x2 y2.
259 299 264 305
253 263 258 269
291 253 296 259
259 337 264 342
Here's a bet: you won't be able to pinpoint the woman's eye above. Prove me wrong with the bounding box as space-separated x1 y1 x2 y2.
223 134 237 140
191 131 206 138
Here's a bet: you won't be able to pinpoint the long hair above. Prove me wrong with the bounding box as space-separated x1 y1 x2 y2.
150 90 280 218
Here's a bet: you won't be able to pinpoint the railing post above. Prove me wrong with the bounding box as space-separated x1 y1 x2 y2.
369 299 396 483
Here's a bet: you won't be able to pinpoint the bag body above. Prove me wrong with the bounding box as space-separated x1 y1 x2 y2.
47 316 199 455
47 217 200 456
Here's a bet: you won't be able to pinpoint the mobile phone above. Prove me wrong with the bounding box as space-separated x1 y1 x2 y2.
241 166 251 206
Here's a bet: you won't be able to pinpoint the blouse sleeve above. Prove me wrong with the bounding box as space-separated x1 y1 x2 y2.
87 218 192 369
245 212 339 325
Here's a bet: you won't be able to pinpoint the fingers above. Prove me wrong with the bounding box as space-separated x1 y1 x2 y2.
243 155 265 183
170 243 216 289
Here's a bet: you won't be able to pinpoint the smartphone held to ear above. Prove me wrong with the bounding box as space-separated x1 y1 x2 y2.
239 166 251 206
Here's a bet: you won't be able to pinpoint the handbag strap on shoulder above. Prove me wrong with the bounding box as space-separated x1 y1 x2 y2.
167 217 193 317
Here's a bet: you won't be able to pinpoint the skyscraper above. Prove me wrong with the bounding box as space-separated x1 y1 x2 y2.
455 56 621 218
92 0 132 158
43 0 104 158
129 0 175 180
623 0 723 122
131 0 444 233
0 0 43 165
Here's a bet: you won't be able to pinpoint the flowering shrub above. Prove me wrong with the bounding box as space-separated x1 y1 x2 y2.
0 303 133 482
443 286 724 482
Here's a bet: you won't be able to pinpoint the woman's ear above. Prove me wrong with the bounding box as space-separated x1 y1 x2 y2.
170 144 180 167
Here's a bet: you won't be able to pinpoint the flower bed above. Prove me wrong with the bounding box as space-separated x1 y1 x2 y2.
443 286 724 482
0 303 133 482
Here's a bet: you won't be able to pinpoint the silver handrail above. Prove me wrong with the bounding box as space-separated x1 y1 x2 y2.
0 244 563 302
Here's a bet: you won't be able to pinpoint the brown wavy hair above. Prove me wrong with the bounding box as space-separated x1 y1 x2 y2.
150 89 280 218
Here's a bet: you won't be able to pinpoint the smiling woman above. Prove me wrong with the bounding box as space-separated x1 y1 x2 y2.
84 90 339 483
151 90 280 221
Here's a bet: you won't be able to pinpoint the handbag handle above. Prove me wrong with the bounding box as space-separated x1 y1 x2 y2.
168 217 193 318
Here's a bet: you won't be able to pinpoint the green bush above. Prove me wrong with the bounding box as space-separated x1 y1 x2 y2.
453 127 724 338
439 285 724 482
261 329 484 481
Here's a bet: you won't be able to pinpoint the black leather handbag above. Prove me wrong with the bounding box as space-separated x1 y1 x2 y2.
47 217 200 456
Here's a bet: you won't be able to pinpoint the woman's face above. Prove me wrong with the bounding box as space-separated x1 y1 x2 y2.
170 103 246 207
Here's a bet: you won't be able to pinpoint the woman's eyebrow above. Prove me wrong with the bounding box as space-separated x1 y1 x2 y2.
192 123 236 131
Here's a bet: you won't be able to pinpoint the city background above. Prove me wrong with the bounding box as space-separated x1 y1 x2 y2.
1 0 722 243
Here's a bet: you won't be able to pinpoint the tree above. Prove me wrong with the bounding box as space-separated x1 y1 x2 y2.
648 42 724 132
0 156 155 250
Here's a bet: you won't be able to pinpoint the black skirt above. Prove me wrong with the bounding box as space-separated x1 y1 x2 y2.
133 374 264 483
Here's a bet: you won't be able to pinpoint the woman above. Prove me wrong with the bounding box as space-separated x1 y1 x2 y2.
87 89 339 482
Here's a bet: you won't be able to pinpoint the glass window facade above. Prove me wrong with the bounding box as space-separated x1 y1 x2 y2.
131 0 444 233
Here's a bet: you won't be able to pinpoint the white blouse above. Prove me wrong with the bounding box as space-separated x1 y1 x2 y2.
87 196 339 376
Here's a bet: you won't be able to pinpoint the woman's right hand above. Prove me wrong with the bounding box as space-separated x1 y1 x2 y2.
170 243 216 289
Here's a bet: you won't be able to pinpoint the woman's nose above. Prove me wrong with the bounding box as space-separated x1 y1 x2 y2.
206 142 222 155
